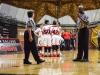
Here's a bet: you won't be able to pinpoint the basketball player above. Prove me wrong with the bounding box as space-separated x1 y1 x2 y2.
51 21 61 57
34 24 44 57
73 5 89 62
42 20 52 57
24 11 45 64
56 21 62 55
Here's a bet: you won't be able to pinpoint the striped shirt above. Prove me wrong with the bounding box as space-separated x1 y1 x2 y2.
98 32 100 37
77 12 89 29
26 18 36 31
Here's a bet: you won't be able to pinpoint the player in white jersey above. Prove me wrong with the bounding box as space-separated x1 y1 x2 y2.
51 21 62 57
34 24 44 57
42 20 52 57
57 21 63 56
57 21 62 41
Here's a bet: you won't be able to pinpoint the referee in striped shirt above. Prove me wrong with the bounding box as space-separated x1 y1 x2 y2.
24 11 45 64
73 5 89 62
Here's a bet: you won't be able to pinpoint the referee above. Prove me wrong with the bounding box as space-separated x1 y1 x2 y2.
73 5 89 62
98 30 100 50
24 11 45 64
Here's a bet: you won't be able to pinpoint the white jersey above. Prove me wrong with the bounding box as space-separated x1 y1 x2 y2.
34 28 43 47
42 25 53 46
58 26 62 36
58 26 63 44
51 27 60 35
34 28 42 37
51 27 61 45
42 25 53 35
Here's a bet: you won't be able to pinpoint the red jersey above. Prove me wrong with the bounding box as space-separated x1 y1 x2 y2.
68 33 71 40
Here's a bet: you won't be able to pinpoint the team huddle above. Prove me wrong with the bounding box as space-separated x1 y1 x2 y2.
34 20 62 57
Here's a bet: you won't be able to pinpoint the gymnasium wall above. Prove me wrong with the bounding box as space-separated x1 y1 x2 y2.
37 15 76 25
17 28 25 41
0 3 33 22
0 3 100 25
38 9 100 25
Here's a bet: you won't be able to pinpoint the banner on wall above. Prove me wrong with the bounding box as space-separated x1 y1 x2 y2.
0 38 23 53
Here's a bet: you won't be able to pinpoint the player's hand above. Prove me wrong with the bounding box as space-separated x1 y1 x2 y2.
38 36 40 38
77 13 81 18
29 36 33 42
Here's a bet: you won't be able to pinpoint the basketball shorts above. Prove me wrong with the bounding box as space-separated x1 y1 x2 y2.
37 35 44 47
43 35 52 47
52 35 61 45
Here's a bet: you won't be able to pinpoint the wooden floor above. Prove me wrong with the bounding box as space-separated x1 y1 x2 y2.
0 50 100 75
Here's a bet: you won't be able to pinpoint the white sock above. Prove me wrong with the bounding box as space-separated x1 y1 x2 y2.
42 51 44 54
45 53 47 55
58 51 60 54
54 52 56 55
48 53 50 55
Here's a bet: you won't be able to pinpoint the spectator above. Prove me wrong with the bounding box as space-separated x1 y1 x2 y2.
60 37 65 51
71 31 76 50
68 30 71 50
62 29 70 51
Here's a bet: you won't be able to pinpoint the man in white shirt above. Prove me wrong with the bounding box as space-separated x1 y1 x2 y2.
73 5 89 62
34 24 44 56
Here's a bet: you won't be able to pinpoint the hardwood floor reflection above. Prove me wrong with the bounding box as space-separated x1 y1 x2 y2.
0 50 100 75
